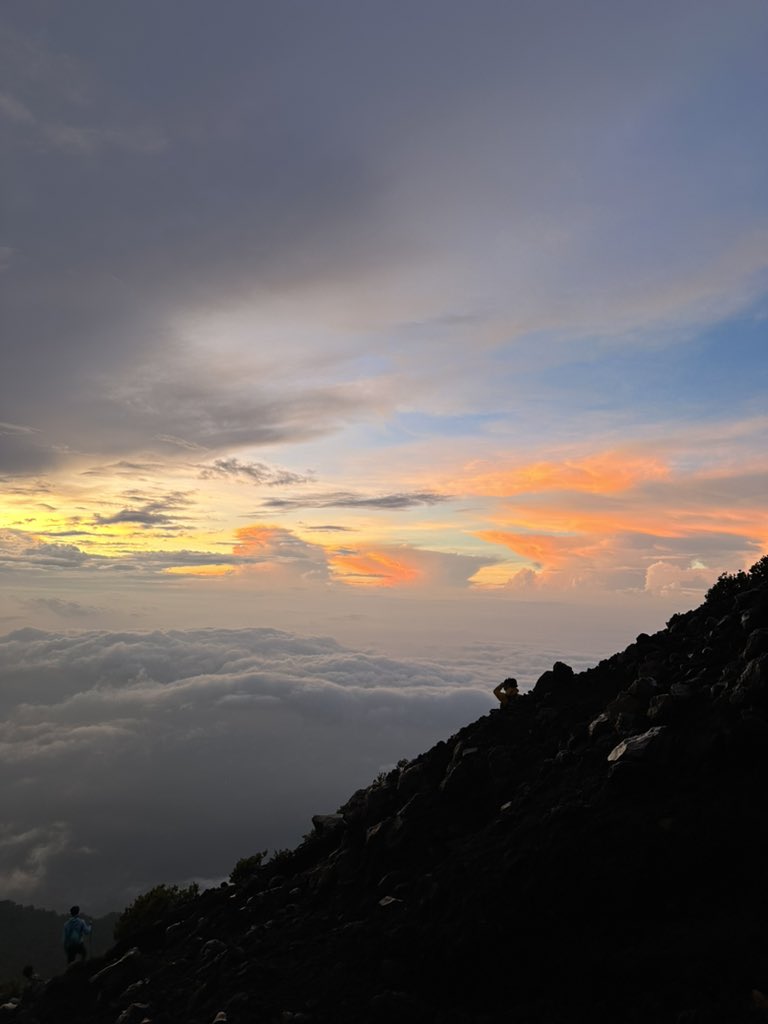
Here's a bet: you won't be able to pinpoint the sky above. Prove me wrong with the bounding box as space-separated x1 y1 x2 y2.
1 0 767 913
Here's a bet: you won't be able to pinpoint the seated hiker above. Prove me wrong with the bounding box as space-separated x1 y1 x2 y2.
63 905 92 964
21 965 45 999
493 677 519 706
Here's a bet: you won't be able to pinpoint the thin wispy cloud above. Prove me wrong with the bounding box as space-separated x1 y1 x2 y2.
304 525 356 533
0 88 166 154
0 421 40 436
259 491 450 511
82 461 167 478
92 492 193 529
199 458 311 487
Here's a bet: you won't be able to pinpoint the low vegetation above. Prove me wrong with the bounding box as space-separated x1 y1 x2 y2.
113 883 199 944
706 554 768 604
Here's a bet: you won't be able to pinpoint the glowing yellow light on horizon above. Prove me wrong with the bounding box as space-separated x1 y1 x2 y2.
469 563 537 587
163 565 234 577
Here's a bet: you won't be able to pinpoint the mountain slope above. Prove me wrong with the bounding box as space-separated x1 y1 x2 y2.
11 559 768 1024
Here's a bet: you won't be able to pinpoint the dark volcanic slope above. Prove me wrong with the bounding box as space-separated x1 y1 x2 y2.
10 561 768 1024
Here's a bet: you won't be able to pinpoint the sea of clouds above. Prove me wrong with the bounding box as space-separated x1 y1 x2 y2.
0 625 602 915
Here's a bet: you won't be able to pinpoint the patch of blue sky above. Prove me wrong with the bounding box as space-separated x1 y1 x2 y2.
353 410 504 448
393 411 503 439
496 306 768 428
686 307 768 409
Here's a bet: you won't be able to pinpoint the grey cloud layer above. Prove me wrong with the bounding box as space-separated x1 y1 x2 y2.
0 529 253 576
0 626 507 912
199 458 311 487
258 491 450 511
90 490 195 529
1 2 765 470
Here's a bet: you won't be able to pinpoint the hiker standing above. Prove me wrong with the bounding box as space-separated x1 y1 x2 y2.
63 905 92 964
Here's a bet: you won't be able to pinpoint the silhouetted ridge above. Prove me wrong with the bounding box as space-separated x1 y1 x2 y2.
10 558 768 1023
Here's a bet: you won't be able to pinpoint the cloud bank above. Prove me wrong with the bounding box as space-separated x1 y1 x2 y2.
0 626 510 913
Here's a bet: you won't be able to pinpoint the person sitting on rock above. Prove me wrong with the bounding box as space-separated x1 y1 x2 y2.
21 965 45 999
493 677 519 706
63 905 92 964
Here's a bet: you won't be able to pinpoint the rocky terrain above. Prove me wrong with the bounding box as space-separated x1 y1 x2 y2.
5 559 768 1024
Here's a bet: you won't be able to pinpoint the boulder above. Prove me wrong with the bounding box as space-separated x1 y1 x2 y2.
605 690 644 724
532 661 574 698
744 628 768 660
311 814 345 836
670 682 694 698
607 726 667 763
439 753 487 799
90 949 144 998
628 676 659 698
365 783 396 823
396 792 426 820
741 600 768 631
200 938 228 960
588 712 613 739
338 787 369 824
397 763 426 801
733 654 768 705
615 711 648 735
115 1004 152 1024
377 896 406 910
366 819 391 848
647 694 675 723
114 979 150 1008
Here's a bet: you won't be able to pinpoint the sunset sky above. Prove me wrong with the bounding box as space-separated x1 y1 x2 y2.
1 1 767 911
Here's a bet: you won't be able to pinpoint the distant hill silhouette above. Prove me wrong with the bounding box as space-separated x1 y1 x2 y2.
0 902 117 987
8 557 768 1023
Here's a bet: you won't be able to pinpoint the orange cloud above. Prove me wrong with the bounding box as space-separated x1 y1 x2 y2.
327 541 496 589
232 525 331 584
329 548 424 588
232 526 490 590
453 450 671 497
486 500 768 547
474 483 768 594
233 525 284 554
477 530 614 570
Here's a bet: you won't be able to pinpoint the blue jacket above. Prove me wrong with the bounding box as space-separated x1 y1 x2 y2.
63 916 91 947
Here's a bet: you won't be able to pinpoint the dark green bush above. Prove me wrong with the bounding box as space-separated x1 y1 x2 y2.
705 555 768 605
229 851 267 887
266 848 294 873
113 882 199 943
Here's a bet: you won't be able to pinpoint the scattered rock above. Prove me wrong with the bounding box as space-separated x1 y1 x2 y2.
114 1005 151 1024
377 896 405 909
311 814 345 836
606 726 667 763
532 660 574 698
588 712 613 739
